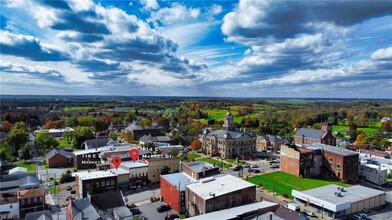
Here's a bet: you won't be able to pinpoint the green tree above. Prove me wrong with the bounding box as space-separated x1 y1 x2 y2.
5 122 27 155
35 132 59 149
108 131 118 140
0 147 7 160
62 131 73 143
20 145 31 162
382 120 392 132
72 126 94 149
139 118 152 128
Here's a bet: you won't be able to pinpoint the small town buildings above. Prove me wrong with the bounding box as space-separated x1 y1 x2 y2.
109 168 130 189
359 162 388 185
139 135 172 145
184 201 279 220
34 127 74 138
294 123 336 146
17 188 45 217
156 145 184 155
360 157 392 173
90 190 132 219
280 143 359 182
274 205 307 220
185 174 256 217
122 124 163 140
142 156 180 183
161 173 195 213
18 175 40 190
25 210 52 220
201 111 257 159
116 161 148 187
84 138 119 150
74 170 118 198
359 149 390 159
113 206 133 220
181 162 220 180
0 194 19 219
292 184 386 219
67 198 100 220
46 148 74 168
256 135 285 152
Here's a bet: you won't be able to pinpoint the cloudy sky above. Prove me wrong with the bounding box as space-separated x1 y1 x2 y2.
1 0 391 98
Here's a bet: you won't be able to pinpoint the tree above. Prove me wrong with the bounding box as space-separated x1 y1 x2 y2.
139 118 152 128
72 126 94 149
190 139 202 151
20 146 31 162
108 131 118 140
60 170 75 183
121 131 134 143
0 121 13 132
35 132 59 149
44 120 65 129
62 131 73 143
382 120 392 132
5 122 27 155
0 147 7 160
355 133 367 145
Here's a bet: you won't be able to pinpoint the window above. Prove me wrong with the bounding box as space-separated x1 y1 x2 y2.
34 197 37 203
21 200 25 205
86 183 90 189
207 204 210 210
102 181 105 186
111 180 114 185
216 203 220 208
106 180 110 186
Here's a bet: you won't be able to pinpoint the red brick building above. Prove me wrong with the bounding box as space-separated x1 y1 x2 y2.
294 123 336 146
185 175 256 217
46 148 73 168
17 188 45 217
322 148 358 182
160 173 194 213
280 145 317 177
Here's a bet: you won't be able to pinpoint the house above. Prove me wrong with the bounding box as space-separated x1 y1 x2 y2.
256 135 285 152
109 168 130 189
25 210 52 220
122 124 163 140
8 167 28 175
201 111 256 159
90 190 126 210
67 198 100 220
0 194 19 219
294 123 336 146
280 143 359 183
74 170 118 198
274 205 307 220
182 162 220 180
161 172 196 213
17 188 45 217
142 156 180 183
84 138 110 150
19 175 40 190
139 135 172 145
185 174 256 217
113 206 133 220
184 201 279 220
292 184 386 219
46 148 73 168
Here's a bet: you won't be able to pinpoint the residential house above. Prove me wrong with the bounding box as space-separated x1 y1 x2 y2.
25 210 52 220
34 127 73 138
67 198 100 220
359 161 388 185
139 135 172 146
90 190 131 219
256 135 285 152
0 194 19 219
274 205 307 220
182 162 220 180
46 148 73 168
17 188 45 217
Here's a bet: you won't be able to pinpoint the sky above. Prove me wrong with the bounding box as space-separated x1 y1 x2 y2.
0 0 391 98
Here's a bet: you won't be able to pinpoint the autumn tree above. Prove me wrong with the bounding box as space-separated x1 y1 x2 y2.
5 122 27 155
0 121 13 132
139 118 152 128
190 139 202 151
109 131 118 140
355 133 367 145
44 120 65 129
382 120 392 132
121 131 134 143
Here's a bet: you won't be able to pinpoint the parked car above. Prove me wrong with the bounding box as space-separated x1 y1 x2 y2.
305 210 315 217
243 163 250 168
66 185 72 191
65 196 70 201
233 166 242 171
253 169 261 173
250 164 258 168
270 163 279 168
157 205 171 213
129 208 141 215
167 214 180 220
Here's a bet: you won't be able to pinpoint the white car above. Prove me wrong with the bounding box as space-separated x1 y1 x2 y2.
250 164 258 168
305 210 315 217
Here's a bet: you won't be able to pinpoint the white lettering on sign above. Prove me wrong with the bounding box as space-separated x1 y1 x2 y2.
81 160 100 164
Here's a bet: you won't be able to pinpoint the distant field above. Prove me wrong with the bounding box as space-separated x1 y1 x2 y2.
196 157 230 169
247 172 348 199
266 99 312 104
63 106 93 111
332 125 380 135
204 107 260 124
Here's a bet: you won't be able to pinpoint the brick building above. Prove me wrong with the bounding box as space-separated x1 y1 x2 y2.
160 173 195 213
46 148 73 168
122 124 163 140
185 175 256 217
280 143 359 182
181 162 220 180
294 123 336 146
17 188 45 217
256 135 285 152
74 170 118 198
142 156 180 183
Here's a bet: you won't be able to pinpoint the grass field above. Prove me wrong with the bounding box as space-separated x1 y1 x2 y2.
63 106 93 111
196 157 231 169
13 162 36 172
248 172 348 199
225 158 245 165
266 99 312 104
58 139 73 147
332 125 380 135
180 153 202 162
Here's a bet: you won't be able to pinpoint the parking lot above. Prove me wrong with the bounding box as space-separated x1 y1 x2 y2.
136 202 179 220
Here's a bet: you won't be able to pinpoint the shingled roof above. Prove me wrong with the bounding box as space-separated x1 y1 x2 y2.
46 148 73 159
294 128 324 139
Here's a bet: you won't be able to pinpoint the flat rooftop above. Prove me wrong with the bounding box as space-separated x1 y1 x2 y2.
74 144 138 156
161 172 196 191
74 170 117 180
109 168 129 175
304 143 358 156
292 184 385 212
184 201 278 220
184 161 216 173
120 161 148 169
186 174 255 200
361 163 388 170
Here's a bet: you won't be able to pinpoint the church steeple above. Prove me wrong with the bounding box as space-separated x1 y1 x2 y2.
223 111 235 131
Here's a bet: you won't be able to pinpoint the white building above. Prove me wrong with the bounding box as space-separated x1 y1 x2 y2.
359 162 388 185
119 161 149 187
0 196 19 219
292 184 386 219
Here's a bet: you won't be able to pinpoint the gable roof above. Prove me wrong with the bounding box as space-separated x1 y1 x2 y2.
25 210 52 220
84 138 110 149
47 148 74 159
294 128 324 139
71 198 100 220
140 135 171 143
274 206 307 220
19 175 40 188
90 190 125 210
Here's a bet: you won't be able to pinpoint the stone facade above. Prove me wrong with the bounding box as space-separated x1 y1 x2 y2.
201 112 256 159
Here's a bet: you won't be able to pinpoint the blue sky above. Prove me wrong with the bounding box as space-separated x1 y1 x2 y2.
1 0 391 98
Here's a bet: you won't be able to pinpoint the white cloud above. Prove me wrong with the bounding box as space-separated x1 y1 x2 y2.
210 4 222 15
371 47 392 60
149 3 201 25
140 0 159 10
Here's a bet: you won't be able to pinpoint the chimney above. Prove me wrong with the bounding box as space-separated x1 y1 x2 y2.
269 213 273 220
